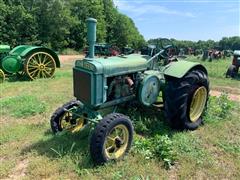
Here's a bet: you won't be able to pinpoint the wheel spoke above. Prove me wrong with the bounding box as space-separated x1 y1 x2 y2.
40 70 43 78
36 69 41 78
32 56 39 64
107 136 115 142
42 54 48 64
29 58 39 66
42 71 47 78
114 127 120 137
43 69 51 77
28 65 39 68
38 54 42 63
44 60 53 66
106 146 115 151
29 68 38 75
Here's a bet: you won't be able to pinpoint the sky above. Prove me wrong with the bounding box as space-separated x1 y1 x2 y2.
113 0 240 41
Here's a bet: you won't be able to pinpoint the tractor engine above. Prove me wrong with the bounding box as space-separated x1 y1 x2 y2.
73 56 145 108
107 74 139 101
73 18 161 108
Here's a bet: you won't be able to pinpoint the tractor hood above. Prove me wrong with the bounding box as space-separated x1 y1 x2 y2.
75 54 149 76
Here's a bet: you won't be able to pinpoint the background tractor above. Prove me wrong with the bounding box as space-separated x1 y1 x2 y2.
50 18 209 165
0 44 60 83
226 50 240 78
84 43 120 57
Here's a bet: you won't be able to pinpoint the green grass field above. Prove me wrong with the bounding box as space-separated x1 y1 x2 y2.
0 57 240 179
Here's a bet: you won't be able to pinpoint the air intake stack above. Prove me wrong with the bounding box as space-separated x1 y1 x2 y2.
86 18 97 59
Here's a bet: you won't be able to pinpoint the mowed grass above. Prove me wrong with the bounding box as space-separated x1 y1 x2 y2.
0 58 240 179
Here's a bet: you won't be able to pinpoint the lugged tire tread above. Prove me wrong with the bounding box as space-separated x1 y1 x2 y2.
50 100 80 133
164 70 209 130
90 113 133 165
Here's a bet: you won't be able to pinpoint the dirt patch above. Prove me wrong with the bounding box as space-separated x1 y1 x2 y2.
5 159 28 180
210 90 240 102
59 55 84 64
212 86 240 95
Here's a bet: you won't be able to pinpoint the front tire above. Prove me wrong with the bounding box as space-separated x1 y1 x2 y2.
50 100 85 134
164 70 209 130
90 113 133 165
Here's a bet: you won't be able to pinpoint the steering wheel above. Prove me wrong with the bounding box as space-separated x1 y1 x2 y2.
158 38 175 59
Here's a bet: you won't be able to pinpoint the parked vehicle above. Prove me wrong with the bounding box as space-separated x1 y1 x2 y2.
0 44 60 82
226 50 240 78
51 18 209 165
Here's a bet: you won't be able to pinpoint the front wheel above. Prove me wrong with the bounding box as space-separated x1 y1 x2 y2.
164 70 209 130
50 100 86 134
90 113 133 165
0 69 5 83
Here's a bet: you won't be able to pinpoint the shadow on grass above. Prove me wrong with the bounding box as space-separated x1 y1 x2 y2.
232 74 240 81
21 129 94 169
6 74 30 82
122 105 176 138
20 106 178 169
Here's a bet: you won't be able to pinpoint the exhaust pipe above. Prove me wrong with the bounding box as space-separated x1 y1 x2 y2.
86 18 97 59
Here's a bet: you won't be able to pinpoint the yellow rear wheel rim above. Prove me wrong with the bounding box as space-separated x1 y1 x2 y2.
25 52 56 80
104 125 129 160
0 69 5 83
189 86 207 122
60 112 85 133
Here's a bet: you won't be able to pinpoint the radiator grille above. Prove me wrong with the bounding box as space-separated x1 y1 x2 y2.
73 69 91 104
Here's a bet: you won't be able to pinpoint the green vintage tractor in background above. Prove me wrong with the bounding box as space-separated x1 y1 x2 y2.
0 44 60 83
50 18 209 165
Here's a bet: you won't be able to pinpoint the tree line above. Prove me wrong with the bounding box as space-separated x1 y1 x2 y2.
149 36 240 52
0 0 145 51
0 0 239 53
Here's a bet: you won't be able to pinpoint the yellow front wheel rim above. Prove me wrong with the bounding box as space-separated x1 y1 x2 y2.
104 125 129 159
189 86 207 122
0 69 5 83
25 52 56 80
60 112 85 133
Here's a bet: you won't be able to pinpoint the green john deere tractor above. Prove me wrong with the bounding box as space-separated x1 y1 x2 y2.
0 44 60 83
50 18 209 165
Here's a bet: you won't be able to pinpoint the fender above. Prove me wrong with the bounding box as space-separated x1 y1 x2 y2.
163 60 207 78
9 45 32 55
10 45 60 68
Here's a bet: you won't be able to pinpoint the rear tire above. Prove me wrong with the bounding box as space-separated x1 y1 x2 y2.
90 113 133 165
226 65 237 78
25 51 56 80
164 70 209 130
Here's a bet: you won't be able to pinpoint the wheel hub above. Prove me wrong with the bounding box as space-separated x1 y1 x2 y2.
104 125 129 159
115 137 124 148
39 64 45 70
